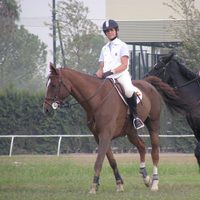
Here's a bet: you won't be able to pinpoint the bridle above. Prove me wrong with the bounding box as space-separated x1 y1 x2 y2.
153 60 200 89
44 72 115 110
153 60 167 78
44 74 68 109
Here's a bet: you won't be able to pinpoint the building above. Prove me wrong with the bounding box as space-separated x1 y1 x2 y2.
105 0 200 78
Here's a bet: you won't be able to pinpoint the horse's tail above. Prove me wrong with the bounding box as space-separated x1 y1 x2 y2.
144 76 188 115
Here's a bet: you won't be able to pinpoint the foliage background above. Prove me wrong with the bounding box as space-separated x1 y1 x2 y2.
0 87 196 155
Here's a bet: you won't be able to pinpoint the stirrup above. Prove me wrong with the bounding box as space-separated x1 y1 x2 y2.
133 117 144 130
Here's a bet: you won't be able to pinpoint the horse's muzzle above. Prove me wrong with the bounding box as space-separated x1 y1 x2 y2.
43 104 50 114
143 73 149 78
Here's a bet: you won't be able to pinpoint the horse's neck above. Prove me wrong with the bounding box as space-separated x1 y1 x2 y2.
62 69 104 110
171 72 188 86
171 72 200 103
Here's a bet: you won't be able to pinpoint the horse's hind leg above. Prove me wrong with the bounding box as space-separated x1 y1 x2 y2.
146 118 160 191
127 130 151 187
149 130 159 191
106 147 124 192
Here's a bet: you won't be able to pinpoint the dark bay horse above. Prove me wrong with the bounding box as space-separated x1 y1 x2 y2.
43 63 186 193
146 53 200 168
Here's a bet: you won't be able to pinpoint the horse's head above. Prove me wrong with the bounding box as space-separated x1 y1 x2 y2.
43 63 71 114
145 53 175 84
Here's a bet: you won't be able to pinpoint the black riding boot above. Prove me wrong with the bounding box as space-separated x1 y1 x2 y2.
126 93 144 129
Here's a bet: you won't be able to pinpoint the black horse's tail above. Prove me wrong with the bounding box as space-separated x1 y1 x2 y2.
144 76 189 115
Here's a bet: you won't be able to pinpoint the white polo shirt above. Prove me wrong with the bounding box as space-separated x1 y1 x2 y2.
99 38 129 79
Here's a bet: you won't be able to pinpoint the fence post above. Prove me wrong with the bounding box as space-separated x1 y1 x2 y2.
9 136 14 157
57 136 62 156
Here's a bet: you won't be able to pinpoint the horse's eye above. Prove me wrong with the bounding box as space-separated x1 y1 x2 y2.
154 64 159 70
51 84 56 88
154 62 163 70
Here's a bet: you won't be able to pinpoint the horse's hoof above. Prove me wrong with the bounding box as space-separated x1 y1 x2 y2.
88 184 98 194
143 176 151 187
116 183 124 192
151 179 159 191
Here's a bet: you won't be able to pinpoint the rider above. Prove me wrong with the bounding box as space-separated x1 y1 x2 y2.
95 19 144 130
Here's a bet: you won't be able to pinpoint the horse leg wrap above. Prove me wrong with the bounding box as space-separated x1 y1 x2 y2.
89 176 100 194
152 174 159 180
115 172 124 185
93 176 99 185
139 167 147 178
140 168 151 187
116 179 124 192
151 174 159 191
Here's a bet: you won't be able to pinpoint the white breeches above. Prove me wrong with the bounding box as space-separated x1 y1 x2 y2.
117 72 137 98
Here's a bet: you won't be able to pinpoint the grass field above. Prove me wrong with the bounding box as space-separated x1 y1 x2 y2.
0 153 200 200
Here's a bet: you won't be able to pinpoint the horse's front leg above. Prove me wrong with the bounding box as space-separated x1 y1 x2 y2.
89 134 111 194
106 147 124 192
194 141 200 170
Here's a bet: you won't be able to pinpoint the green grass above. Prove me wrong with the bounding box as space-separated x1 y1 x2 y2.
0 153 199 200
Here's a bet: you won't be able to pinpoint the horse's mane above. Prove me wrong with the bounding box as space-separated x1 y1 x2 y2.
61 67 100 82
144 76 189 114
172 58 198 80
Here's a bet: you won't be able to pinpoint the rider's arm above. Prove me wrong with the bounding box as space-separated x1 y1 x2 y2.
111 42 129 74
112 56 129 74
96 61 104 78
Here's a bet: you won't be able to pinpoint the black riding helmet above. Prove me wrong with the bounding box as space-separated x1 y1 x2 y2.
102 19 119 34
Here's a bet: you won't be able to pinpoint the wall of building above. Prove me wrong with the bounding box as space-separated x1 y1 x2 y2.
106 0 200 20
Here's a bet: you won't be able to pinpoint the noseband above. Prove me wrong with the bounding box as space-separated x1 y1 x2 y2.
44 74 69 109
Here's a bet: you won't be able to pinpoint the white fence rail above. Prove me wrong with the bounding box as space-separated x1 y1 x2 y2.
0 134 194 157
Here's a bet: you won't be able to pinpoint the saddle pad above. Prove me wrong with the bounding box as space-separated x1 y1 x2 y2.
114 83 142 105
134 87 143 104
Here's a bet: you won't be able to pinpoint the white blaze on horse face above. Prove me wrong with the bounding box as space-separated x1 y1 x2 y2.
47 78 51 88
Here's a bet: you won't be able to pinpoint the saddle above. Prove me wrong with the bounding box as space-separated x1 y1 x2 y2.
108 78 143 105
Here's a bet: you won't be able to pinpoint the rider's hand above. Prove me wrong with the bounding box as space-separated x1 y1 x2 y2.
102 70 113 79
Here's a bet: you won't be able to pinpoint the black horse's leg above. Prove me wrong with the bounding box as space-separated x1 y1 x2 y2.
186 114 200 170
89 134 111 194
194 141 200 171
106 147 124 192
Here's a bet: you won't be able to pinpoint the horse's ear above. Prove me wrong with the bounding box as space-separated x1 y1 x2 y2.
49 62 58 75
168 52 175 60
162 52 175 64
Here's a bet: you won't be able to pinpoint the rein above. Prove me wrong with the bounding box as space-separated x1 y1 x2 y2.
61 77 110 108
174 76 200 89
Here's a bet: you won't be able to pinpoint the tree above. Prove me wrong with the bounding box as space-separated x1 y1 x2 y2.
0 0 47 91
55 0 105 74
0 0 20 86
3 25 47 90
164 0 200 71
0 25 47 89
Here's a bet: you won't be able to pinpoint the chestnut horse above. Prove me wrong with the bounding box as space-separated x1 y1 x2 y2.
43 63 186 194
